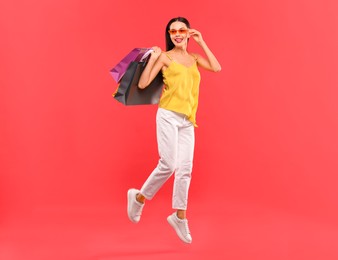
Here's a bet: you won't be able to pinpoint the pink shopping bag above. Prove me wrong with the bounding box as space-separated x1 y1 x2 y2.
110 48 153 83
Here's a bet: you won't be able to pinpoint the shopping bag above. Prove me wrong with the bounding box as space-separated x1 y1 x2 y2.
110 48 153 83
113 58 163 105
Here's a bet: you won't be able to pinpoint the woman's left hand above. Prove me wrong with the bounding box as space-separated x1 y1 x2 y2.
189 29 204 44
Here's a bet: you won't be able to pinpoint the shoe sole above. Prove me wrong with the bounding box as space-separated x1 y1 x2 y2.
167 215 192 244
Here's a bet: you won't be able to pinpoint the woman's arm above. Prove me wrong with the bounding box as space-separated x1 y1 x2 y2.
138 47 164 89
189 29 221 72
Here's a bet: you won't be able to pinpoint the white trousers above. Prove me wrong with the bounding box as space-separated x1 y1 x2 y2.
140 108 195 210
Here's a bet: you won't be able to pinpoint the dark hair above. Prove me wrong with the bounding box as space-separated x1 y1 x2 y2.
165 17 191 51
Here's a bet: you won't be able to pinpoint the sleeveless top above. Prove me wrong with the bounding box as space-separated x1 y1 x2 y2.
159 52 201 127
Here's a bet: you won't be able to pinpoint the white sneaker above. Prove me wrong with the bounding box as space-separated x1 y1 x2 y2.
167 212 192 244
127 189 144 223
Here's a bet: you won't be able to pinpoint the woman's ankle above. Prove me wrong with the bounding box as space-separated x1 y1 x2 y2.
136 193 146 204
176 210 186 219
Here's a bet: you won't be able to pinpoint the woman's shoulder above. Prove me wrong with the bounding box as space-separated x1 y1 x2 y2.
158 51 173 69
162 51 174 60
189 52 200 61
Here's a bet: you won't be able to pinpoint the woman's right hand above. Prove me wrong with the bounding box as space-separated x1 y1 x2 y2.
138 46 163 89
150 46 162 60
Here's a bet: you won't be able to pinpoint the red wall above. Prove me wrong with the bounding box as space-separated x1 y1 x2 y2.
1 0 338 224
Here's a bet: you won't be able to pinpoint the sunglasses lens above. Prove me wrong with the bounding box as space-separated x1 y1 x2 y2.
169 29 188 35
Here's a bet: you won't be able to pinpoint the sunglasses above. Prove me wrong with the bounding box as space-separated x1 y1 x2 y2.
168 29 189 35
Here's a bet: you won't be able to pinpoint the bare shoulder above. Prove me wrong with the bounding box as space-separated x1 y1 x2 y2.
160 51 172 66
189 52 201 61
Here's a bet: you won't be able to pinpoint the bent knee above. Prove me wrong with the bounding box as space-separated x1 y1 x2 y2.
158 158 176 173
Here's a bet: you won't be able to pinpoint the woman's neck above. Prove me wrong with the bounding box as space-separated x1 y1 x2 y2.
172 47 188 56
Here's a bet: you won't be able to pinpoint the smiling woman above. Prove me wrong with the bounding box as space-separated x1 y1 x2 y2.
1 0 338 258
127 17 221 244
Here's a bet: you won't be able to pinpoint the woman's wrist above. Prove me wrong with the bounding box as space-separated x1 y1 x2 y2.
197 39 206 46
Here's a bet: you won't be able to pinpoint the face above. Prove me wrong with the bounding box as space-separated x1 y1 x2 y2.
168 21 190 47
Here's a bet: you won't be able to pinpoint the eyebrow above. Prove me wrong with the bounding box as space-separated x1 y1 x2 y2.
169 27 188 30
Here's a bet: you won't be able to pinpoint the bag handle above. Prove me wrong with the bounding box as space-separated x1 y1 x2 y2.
139 49 154 62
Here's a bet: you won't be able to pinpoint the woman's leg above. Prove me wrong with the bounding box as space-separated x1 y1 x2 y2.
128 108 179 223
139 108 179 200
166 119 194 243
172 120 195 214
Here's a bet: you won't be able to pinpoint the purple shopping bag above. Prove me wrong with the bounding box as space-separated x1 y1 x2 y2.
112 56 163 106
110 48 153 83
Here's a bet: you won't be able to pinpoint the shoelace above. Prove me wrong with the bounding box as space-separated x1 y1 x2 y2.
183 220 191 236
135 202 143 217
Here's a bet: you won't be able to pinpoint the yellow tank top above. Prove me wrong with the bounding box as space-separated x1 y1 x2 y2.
159 53 201 127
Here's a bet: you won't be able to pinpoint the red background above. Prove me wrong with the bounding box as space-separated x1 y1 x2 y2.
1 0 338 259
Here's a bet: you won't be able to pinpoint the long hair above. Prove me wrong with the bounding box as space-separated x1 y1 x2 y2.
165 17 191 51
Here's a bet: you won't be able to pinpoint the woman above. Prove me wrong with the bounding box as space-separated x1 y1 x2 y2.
127 17 221 244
